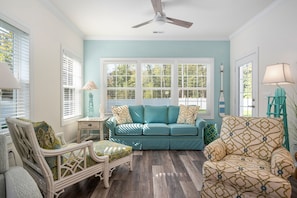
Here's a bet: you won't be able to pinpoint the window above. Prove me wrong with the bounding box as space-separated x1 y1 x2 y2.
0 18 30 134
142 63 172 105
102 58 214 119
61 49 82 125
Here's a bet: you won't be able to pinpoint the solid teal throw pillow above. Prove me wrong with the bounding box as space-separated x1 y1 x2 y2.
129 105 144 123
144 105 168 123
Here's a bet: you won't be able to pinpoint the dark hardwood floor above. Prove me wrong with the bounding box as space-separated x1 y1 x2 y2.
61 151 297 198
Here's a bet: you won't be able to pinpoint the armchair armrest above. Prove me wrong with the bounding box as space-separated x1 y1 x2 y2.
203 138 227 162
41 141 108 163
271 147 294 179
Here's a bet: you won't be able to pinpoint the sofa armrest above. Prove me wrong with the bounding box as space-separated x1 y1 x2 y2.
203 138 227 162
196 117 207 139
271 147 294 179
106 116 118 137
196 117 207 129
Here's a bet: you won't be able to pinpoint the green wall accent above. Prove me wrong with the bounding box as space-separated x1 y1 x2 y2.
84 40 230 125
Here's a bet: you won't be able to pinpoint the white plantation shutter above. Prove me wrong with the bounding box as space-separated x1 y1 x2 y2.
62 49 82 123
0 19 30 134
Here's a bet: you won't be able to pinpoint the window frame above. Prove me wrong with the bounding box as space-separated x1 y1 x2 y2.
60 48 83 126
101 58 214 119
0 15 31 134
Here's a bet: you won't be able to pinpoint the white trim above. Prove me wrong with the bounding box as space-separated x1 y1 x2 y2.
235 48 259 116
100 58 214 119
39 0 84 38
60 47 83 126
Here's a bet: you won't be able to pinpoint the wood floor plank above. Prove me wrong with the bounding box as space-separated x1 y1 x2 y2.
152 165 169 198
179 155 203 191
180 181 199 198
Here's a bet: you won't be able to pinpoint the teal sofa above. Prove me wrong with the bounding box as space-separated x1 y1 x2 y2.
106 105 207 150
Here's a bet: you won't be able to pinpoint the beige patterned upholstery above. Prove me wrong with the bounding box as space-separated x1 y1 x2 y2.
177 105 199 125
112 105 133 124
201 116 294 198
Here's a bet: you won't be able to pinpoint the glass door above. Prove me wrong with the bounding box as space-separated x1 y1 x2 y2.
235 51 258 116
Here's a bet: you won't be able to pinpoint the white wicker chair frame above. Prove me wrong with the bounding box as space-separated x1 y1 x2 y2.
6 118 110 198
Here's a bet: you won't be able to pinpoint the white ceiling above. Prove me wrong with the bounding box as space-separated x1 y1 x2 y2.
45 0 276 40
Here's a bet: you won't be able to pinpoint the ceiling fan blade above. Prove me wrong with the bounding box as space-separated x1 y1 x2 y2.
151 0 163 15
132 19 153 28
166 17 193 28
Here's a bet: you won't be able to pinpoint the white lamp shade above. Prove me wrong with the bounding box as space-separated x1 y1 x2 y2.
262 63 294 85
0 62 20 89
82 81 98 90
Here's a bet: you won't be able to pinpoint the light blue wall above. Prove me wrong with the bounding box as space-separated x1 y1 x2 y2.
84 40 230 125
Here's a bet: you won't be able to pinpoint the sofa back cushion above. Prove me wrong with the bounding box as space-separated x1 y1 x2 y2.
129 105 144 123
168 106 180 124
144 105 168 123
220 116 283 162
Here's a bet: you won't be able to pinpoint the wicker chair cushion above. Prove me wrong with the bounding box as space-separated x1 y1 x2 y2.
92 140 132 162
51 140 132 180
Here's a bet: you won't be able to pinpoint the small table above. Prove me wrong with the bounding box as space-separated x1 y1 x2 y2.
77 117 109 143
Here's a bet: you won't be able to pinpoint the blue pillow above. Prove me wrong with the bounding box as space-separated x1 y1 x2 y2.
144 105 168 123
168 106 180 124
129 105 144 123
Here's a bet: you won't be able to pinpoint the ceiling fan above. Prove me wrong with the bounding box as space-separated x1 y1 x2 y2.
132 0 193 28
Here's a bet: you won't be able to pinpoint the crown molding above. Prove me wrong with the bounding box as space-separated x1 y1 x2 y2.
229 0 284 40
39 0 84 38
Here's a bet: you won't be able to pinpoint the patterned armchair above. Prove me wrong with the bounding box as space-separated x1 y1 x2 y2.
201 116 294 198
6 118 111 198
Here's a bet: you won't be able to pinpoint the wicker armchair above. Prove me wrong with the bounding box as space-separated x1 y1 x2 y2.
6 118 110 198
201 116 294 198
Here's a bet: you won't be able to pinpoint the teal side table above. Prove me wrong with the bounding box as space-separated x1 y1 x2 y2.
204 123 218 145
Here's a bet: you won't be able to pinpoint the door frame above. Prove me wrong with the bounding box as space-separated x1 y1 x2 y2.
235 49 259 116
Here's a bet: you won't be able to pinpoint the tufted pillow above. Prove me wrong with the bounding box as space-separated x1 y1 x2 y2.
177 105 199 125
112 105 133 124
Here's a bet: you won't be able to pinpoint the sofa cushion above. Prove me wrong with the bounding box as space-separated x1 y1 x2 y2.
112 105 133 124
129 105 144 123
177 105 199 125
115 123 143 135
144 105 168 123
168 106 180 124
143 123 169 135
168 123 197 136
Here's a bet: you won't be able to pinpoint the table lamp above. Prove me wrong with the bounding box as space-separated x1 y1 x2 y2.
82 81 98 117
263 63 294 150
0 62 20 133
0 62 20 89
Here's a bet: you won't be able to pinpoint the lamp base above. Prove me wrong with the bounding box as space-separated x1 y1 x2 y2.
88 92 94 117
